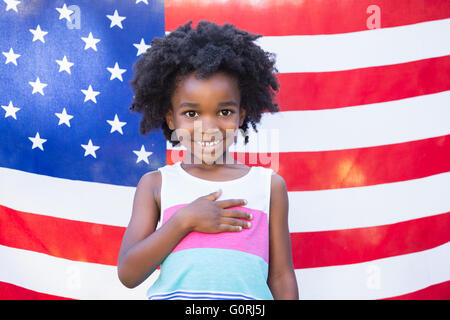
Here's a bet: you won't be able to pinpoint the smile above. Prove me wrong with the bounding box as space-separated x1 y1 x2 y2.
195 140 222 148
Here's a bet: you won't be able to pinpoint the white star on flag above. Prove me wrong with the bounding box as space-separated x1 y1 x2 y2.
55 108 73 127
106 9 126 29
133 145 153 164
29 25 48 43
81 85 100 103
1 101 20 119
81 139 100 158
55 55 74 74
2 48 20 66
28 132 47 151
106 114 127 134
3 0 20 12
56 3 73 22
81 32 101 51
106 62 126 81
29 77 48 95
133 38 151 56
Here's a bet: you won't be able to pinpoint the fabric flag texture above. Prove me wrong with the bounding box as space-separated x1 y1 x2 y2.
1 0 449 299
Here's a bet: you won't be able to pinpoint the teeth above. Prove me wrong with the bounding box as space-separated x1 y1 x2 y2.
196 140 221 147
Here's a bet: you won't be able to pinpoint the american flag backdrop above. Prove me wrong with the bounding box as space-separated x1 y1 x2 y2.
0 0 449 300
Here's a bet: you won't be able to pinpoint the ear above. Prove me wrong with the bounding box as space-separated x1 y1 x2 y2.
165 109 175 130
239 107 246 127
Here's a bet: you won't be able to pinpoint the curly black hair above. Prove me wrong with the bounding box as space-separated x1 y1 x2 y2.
129 20 280 147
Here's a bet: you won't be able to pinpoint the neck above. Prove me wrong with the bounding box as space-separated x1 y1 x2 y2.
182 151 240 169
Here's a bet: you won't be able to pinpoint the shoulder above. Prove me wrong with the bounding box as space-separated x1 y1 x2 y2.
252 166 286 193
269 171 288 212
138 169 162 188
270 171 287 192
137 169 162 211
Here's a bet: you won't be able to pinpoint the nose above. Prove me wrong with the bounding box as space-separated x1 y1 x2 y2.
202 114 219 131
194 116 220 135
194 116 221 140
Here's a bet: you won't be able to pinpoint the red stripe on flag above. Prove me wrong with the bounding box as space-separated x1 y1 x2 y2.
291 212 450 269
2 205 448 271
276 56 450 111
0 281 73 300
166 135 450 191
382 281 450 300
165 0 450 36
0 205 124 266
277 135 450 191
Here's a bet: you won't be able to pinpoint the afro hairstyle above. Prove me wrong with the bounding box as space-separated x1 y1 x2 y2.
129 20 280 147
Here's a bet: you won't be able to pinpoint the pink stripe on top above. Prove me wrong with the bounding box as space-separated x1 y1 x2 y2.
162 204 269 263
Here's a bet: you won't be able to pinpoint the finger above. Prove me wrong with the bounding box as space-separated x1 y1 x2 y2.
219 217 252 229
202 189 222 201
215 198 247 208
216 224 243 233
220 209 253 220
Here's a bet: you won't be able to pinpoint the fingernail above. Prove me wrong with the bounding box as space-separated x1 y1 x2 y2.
237 226 242 231
243 199 248 205
246 222 251 228
248 213 252 220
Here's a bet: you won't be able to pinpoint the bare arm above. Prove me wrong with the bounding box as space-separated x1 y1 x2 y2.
267 173 299 299
117 171 190 288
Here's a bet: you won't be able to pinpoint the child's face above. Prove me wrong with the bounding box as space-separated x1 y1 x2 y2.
166 71 246 165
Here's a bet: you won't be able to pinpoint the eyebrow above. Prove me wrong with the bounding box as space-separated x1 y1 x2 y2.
179 101 239 108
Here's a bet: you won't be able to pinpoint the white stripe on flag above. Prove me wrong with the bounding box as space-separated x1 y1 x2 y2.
288 172 450 232
0 245 157 300
296 242 450 299
168 91 450 153
2 242 448 300
257 18 450 73
0 167 134 227
2 169 449 233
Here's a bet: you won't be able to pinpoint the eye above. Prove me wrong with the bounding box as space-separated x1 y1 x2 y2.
184 110 198 118
219 109 234 116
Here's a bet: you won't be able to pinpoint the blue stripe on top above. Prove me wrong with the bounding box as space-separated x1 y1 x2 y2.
148 290 257 300
147 248 273 300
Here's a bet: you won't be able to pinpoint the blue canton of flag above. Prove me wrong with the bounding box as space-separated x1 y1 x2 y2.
0 0 166 187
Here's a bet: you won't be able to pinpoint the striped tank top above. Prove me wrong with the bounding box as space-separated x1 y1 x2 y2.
147 161 274 300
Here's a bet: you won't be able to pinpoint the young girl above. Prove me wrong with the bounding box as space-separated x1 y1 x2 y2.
117 21 298 300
